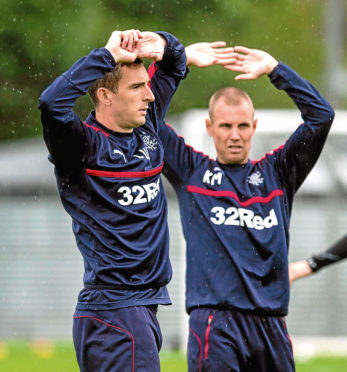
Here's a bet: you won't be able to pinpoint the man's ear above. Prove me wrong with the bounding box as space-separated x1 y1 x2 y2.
252 117 258 135
205 118 213 137
97 87 112 106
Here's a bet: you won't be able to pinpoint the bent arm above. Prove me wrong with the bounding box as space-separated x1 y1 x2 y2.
159 41 237 185
159 122 206 186
39 48 115 123
147 32 187 130
307 234 347 272
39 29 146 166
289 234 347 285
39 48 116 166
222 46 334 193
269 63 335 193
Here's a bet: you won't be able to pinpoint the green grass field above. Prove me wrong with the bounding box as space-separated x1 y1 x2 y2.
1 341 347 371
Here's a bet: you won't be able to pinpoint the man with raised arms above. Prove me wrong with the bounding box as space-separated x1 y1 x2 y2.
39 27 235 371
161 46 334 371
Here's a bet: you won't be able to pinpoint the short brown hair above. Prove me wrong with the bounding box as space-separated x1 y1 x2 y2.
208 87 253 120
88 58 143 107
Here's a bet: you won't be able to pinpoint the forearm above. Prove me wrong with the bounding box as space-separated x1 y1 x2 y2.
289 260 313 285
159 122 195 185
39 48 115 121
155 32 187 77
307 234 347 272
269 62 334 127
270 63 335 192
39 48 114 162
148 33 187 126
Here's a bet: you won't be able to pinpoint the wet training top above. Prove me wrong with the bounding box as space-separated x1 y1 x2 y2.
39 32 187 310
160 63 334 316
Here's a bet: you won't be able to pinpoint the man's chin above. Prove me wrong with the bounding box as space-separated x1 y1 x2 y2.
223 155 246 165
132 120 146 128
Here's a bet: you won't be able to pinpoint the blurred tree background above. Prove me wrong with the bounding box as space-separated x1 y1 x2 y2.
1 0 346 141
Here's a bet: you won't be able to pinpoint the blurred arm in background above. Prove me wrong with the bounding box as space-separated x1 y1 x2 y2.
289 234 347 286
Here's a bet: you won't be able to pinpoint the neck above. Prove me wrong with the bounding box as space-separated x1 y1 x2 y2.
217 157 249 165
95 110 133 133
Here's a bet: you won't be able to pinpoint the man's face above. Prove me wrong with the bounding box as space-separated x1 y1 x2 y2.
110 64 155 131
206 99 257 164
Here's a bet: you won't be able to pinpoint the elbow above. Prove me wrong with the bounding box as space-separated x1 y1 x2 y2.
38 86 65 119
328 106 335 124
320 103 335 127
38 87 72 126
39 87 56 113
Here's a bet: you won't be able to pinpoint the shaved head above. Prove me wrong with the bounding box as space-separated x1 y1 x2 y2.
208 87 254 121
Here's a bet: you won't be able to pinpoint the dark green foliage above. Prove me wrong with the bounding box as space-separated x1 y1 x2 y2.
0 0 328 140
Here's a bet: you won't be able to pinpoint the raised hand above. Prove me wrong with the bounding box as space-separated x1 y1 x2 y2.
224 46 278 80
185 41 235 68
105 30 143 63
137 32 167 61
120 29 142 52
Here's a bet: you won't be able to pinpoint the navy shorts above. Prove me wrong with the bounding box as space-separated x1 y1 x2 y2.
188 308 295 372
73 305 162 372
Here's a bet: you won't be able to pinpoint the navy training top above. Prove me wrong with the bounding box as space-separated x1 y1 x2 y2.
159 63 334 316
39 32 187 310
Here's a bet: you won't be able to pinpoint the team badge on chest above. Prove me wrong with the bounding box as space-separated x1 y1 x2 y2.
247 171 264 186
134 133 158 160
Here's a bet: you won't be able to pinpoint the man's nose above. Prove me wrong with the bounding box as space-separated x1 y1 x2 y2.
145 85 155 102
230 128 241 140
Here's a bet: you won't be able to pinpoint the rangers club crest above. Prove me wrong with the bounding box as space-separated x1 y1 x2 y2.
134 133 158 160
248 171 264 186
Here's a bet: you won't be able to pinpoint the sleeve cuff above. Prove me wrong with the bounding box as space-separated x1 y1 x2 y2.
306 257 319 272
99 47 117 68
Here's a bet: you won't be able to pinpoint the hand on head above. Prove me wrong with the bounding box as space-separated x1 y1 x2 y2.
137 32 166 62
105 29 166 63
223 46 278 80
106 31 278 80
119 29 143 52
105 30 143 63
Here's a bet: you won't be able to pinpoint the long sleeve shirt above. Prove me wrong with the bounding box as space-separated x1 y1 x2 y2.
39 32 187 310
160 63 334 316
